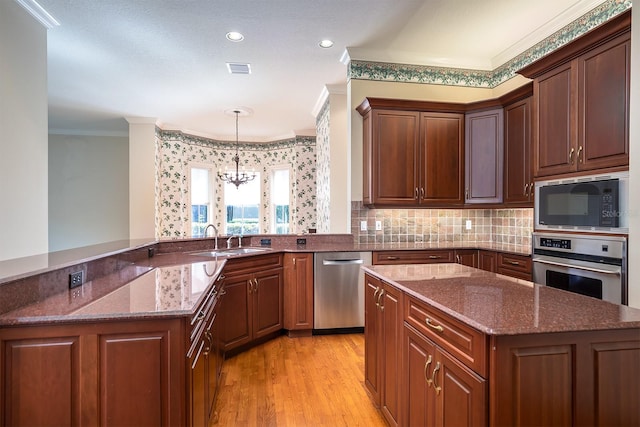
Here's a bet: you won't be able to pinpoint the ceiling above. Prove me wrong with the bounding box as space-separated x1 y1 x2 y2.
34 0 607 141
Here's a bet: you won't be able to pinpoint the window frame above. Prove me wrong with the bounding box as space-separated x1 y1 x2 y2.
188 163 216 237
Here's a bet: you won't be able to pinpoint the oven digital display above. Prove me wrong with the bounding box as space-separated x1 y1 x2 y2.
540 238 571 249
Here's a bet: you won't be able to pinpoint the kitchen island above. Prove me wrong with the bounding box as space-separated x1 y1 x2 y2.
362 263 640 427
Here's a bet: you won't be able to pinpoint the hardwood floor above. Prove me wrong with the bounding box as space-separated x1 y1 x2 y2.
211 333 388 427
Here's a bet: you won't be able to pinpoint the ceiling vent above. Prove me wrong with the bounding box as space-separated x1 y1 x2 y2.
226 62 251 74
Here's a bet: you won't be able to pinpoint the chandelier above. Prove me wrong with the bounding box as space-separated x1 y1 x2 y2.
217 109 256 188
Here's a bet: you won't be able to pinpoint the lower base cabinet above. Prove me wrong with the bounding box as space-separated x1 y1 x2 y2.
364 273 403 426
404 324 487 427
0 319 185 426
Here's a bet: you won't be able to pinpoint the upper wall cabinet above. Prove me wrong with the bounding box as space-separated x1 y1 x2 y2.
503 96 533 206
357 98 464 207
464 108 504 204
519 11 630 179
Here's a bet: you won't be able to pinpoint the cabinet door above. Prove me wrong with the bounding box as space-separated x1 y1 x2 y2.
578 35 630 171
2 336 81 426
534 62 576 177
364 273 382 405
380 283 403 427
189 341 207 427
455 250 478 268
220 273 252 350
253 268 284 339
478 250 496 273
284 253 314 330
436 348 487 427
504 98 533 205
372 110 420 205
419 113 465 205
465 109 503 204
404 324 437 427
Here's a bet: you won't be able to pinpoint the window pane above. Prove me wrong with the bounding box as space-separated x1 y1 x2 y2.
224 174 260 235
191 167 212 237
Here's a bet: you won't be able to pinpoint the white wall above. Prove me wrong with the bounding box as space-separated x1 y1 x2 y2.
628 6 639 309
0 1 48 261
49 134 129 251
128 119 157 240
329 89 350 233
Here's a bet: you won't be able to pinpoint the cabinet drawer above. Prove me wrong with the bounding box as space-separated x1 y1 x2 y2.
373 250 454 265
405 296 487 377
223 253 283 275
497 253 532 280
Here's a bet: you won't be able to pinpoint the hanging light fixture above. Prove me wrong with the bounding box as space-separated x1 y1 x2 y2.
218 109 256 188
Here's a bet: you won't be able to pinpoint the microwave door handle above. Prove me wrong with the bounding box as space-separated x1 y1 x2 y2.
533 258 621 276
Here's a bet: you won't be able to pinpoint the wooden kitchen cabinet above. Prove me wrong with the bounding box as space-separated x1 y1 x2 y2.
373 250 454 265
455 249 478 268
491 329 640 426
478 250 497 273
503 97 533 205
496 252 532 281
357 98 464 207
404 324 487 427
0 319 184 427
464 108 503 204
220 253 284 352
519 11 630 178
364 273 404 426
283 253 314 335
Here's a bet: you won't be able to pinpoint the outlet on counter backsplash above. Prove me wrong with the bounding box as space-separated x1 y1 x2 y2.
351 202 533 247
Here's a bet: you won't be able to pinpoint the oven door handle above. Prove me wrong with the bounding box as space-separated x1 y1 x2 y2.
533 258 621 276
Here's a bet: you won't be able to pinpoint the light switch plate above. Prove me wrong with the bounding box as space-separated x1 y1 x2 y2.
360 220 367 231
465 220 472 230
375 220 382 231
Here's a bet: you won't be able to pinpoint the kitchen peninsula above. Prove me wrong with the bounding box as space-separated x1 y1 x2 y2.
1 235 639 426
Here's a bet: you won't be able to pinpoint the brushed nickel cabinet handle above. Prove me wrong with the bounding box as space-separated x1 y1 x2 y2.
524 183 529 196
465 188 469 199
577 145 583 163
420 187 425 198
432 362 442 395
509 261 520 266
428 255 441 259
424 354 433 387
373 287 380 307
386 256 399 260
425 317 444 333
415 187 419 200
569 147 575 164
377 289 385 311
456 255 461 263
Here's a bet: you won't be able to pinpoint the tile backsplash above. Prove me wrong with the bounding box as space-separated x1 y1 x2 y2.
351 201 533 247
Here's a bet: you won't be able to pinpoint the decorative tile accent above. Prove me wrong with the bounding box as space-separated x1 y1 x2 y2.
350 202 533 247
155 129 316 238
348 0 630 88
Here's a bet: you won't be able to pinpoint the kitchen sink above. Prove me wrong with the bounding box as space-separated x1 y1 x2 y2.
190 247 271 257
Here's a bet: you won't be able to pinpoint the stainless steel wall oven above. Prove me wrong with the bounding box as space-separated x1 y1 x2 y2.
532 232 627 305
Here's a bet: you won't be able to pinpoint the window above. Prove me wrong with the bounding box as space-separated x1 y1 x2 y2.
271 168 290 234
224 173 260 235
190 166 214 237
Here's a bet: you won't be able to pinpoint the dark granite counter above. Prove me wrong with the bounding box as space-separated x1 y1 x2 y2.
362 263 640 335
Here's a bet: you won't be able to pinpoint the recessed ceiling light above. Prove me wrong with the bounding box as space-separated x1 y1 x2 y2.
319 39 334 48
226 31 244 42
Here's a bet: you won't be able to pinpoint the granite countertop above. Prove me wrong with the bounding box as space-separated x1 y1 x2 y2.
0 259 225 326
363 263 640 336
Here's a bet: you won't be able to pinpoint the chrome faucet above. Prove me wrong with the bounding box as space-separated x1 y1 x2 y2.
203 224 219 250
226 235 242 249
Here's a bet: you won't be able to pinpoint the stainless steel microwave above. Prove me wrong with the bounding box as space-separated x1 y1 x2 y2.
534 171 629 234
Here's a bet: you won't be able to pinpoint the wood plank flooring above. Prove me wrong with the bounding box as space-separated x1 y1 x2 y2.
211 333 388 427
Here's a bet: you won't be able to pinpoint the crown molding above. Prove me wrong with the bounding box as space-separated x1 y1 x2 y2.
14 0 59 29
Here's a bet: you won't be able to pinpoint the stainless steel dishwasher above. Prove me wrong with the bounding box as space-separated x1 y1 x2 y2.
313 251 372 331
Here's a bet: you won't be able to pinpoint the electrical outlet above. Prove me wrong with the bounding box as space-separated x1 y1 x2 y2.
69 270 84 288
415 235 423 242
360 220 367 231
375 220 382 231
465 220 472 230
296 238 307 245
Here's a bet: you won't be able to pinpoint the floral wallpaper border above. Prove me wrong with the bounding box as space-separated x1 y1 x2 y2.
348 0 631 88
